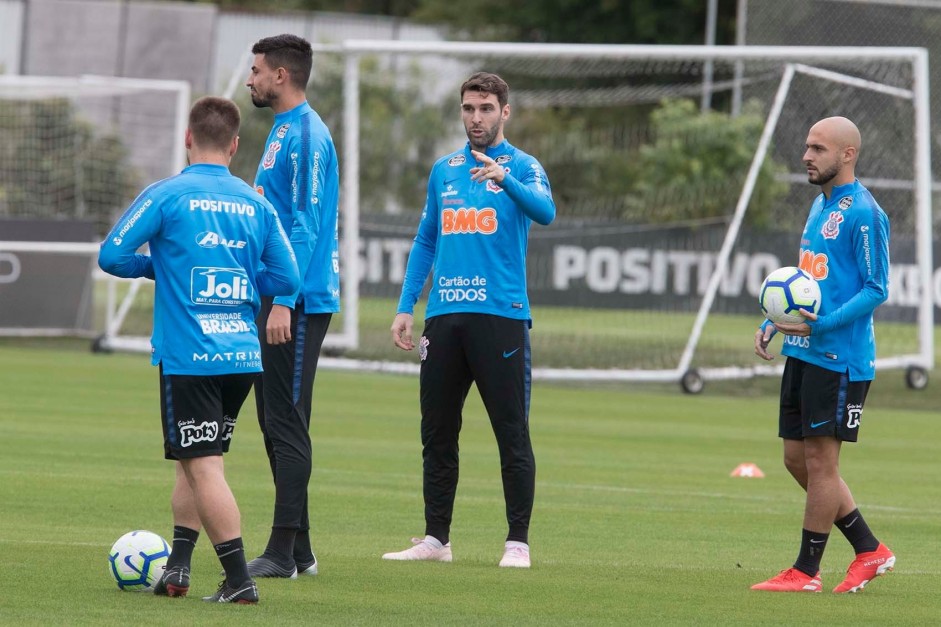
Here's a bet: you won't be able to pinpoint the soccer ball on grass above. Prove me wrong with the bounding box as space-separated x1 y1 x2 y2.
108 530 170 592
759 266 821 324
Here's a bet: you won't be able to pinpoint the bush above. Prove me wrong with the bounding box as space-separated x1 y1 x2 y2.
623 99 788 227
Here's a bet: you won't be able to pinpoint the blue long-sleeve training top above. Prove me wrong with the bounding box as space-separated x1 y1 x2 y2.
775 179 891 381
98 163 299 375
253 101 340 313
397 139 556 321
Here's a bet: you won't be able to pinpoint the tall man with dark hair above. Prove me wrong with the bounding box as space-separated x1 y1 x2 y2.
384 72 555 568
751 116 895 593
244 33 340 579
99 96 300 604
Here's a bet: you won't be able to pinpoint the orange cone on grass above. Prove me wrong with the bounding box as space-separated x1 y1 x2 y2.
730 462 765 478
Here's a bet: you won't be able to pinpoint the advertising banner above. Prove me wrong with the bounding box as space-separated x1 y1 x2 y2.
355 214 927 323
0 219 96 332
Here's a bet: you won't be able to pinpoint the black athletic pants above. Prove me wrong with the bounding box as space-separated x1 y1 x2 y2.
255 296 331 531
419 313 535 544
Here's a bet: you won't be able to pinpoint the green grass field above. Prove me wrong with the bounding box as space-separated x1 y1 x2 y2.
1 341 940 625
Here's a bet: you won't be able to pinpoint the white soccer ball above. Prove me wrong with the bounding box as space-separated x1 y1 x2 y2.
759 266 821 324
108 530 170 592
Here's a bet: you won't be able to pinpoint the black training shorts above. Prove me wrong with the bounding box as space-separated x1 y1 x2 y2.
779 357 871 442
159 366 256 460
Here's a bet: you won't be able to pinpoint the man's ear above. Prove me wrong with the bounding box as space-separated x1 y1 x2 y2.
184 128 193 150
844 145 857 164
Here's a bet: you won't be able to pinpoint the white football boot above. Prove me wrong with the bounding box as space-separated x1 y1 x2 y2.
382 536 452 562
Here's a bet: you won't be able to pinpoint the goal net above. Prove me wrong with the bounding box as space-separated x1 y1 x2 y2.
0 75 189 342
326 41 933 389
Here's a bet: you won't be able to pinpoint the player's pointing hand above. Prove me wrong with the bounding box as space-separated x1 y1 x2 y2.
470 149 505 184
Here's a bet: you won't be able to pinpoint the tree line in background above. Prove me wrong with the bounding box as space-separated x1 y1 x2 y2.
209 0 736 47
3 1 792 233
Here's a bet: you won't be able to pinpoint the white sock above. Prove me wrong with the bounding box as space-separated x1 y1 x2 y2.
423 535 444 549
505 541 529 551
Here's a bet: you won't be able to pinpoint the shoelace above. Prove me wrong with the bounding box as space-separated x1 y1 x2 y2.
409 538 444 553
775 569 809 582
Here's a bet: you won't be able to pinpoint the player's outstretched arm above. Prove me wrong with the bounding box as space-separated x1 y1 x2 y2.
471 149 555 225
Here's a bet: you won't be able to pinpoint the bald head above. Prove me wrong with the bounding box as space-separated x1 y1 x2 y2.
803 116 861 193
812 116 861 154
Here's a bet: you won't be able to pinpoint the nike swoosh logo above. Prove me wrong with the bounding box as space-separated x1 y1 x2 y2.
503 348 520 358
844 516 859 528
810 420 832 428
221 583 256 602
810 539 825 544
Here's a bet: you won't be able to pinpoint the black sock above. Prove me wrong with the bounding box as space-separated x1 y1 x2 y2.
835 508 880 554
293 529 315 563
214 537 250 586
263 527 296 563
507 527 529 545
166 525 199 569
793 528 829 577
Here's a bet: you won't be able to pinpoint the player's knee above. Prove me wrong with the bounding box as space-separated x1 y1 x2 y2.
783 453 801 473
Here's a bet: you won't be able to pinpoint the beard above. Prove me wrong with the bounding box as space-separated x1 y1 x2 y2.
466 123 500 151
250 89 276 109
808 161 841 186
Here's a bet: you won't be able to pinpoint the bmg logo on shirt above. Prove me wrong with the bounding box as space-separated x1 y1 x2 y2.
191 267 253 306
441 208 497 235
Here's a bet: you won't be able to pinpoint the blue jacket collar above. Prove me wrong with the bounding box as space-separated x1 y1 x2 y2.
825 179 860 202
464 139 511 158
275 101 312 123
183 163 229 175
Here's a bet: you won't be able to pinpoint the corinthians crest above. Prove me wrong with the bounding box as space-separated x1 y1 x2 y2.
822 210 844 239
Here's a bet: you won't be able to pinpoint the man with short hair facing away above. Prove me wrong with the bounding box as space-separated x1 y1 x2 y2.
752 116 895 593
98 96 300 604
244 33 340 579
386 72 555 568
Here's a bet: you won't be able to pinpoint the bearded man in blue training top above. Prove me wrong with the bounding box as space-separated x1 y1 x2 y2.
752 116 895 594
243 33 340 580
385 72 555 569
